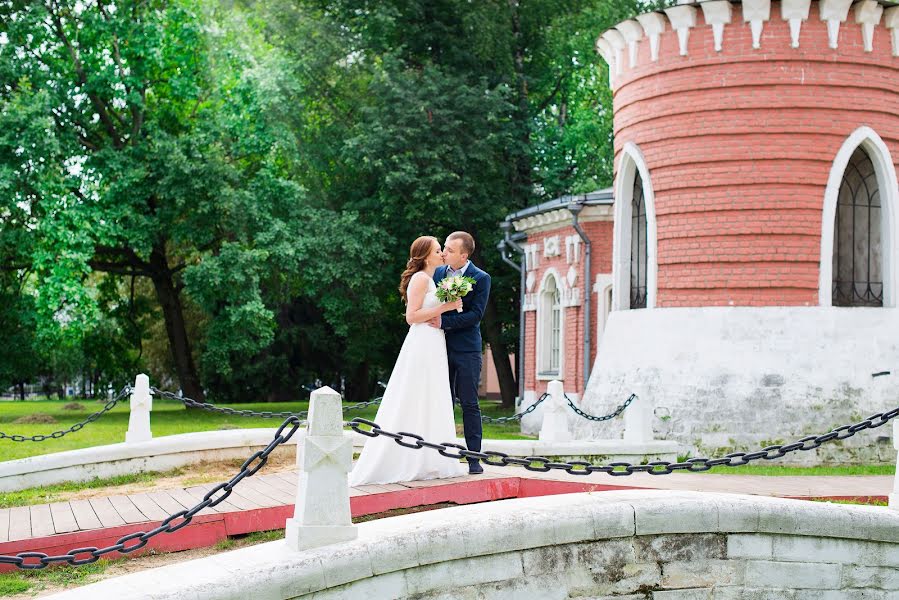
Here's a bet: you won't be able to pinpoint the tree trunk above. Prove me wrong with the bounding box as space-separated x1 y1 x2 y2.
482 295 518 409
17 382 25 401
148 245 205 401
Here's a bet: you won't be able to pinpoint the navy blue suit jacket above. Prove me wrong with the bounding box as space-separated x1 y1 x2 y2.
434 263 491 354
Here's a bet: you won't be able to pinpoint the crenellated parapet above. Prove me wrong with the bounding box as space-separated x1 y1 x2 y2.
596 0 899 88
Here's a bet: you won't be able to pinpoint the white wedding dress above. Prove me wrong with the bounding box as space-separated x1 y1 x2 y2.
349 274 467 485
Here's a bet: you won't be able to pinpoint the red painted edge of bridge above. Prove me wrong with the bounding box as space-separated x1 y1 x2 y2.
0 478 884 572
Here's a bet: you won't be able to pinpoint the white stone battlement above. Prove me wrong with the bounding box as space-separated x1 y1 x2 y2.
596 0 899 88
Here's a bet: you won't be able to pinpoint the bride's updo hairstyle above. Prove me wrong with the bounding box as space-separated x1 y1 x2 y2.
399 235 438 304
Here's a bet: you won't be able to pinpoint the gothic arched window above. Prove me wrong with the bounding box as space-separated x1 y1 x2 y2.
630 173 648 309
832 147 882 307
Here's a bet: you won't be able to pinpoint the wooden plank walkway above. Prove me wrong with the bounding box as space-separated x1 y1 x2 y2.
0 467 891 570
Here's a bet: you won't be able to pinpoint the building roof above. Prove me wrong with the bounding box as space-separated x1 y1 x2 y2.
503 188 614 226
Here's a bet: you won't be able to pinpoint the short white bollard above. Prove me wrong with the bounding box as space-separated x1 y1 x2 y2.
285 386 357 551
889 421 899 509
623 393 652 444
539 380 573 442
125 374 152 443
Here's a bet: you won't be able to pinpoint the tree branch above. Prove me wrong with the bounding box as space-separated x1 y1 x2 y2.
46 0 124 148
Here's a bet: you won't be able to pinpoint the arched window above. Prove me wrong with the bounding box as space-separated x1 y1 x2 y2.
832 147 882 307
630 173 648 309
538 274 562 377
613 142 657 311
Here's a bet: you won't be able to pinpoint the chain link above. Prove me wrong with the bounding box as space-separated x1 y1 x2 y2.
151 388 382 420
349 405 899 476
480 393 548 424
0 416 303 569
0 387 133 443
565 393 635 422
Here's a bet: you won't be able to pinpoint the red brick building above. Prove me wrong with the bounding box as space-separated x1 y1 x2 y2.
503 0 899 460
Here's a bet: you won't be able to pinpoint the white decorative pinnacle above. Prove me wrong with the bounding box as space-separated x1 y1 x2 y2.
636 12 667 61
819 0 853 49
601 29 626 77
854 0 884 52
664 4 698 56
595 38 616 86
616 20 645 68
742 0 771 49
781 0 812 48
886 7 899 57
701 1 734 52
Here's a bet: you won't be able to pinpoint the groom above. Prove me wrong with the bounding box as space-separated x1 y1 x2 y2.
430 231 491 474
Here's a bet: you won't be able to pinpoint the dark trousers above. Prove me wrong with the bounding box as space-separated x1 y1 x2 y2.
448 351 483 462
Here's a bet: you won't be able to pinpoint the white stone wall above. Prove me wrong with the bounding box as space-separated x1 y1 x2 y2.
44 490 899 599
577 307 899 464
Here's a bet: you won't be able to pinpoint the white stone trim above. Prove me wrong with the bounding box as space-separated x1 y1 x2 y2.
743 0 772 49
593 273 614 349
616 20 644 68
782 0 812 47
600 29 626 79
636 13 667 61
565 235 582 264
513 204 612 235
701 1 734 52
536 269 565 380
819 126 899 308
612 142 658 312
664 4 698 56
819 0 853 49
543 234 561 258
855 0 884 52
886 7 899 57
47 491 899 600
595 38 616 87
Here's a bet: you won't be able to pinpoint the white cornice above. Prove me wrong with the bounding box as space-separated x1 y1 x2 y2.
512 205 614 234
595 0 898 69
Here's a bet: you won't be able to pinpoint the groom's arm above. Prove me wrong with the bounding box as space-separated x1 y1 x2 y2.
441 273 491 330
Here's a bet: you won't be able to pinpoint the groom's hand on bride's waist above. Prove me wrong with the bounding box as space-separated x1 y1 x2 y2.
427 315 441 329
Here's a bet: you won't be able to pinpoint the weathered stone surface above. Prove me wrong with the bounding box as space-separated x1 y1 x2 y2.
661 559 742 588
842 565 899 590
743 560 842 589
635 534 726 563
726 534 773 559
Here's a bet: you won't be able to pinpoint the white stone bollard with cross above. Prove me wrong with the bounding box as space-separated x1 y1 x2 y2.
125 374 153 443
539 380 572 442
285 386 357 551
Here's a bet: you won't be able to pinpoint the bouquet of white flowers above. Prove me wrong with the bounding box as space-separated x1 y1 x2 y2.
435 275 476 312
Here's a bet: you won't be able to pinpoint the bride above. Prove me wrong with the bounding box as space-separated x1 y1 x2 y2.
349 236 468 485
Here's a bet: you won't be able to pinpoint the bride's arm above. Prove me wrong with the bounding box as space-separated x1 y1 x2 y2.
406 275 462 325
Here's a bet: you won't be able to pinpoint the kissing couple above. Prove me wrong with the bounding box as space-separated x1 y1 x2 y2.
349 231 492 485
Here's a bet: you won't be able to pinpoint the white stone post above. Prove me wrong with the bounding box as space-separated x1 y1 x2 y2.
889 421 899 509
286 386 356 551
125 374 152 443
539 380 572 442
622 393 652 444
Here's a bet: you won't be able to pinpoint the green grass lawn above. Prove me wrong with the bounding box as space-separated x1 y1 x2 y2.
688 464 895 476
0 396 530 462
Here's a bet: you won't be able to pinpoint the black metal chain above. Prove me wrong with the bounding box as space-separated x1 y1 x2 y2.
565 393 635 422
151 387 382 420
481 393 548 424
350 405 899 476
0 387 133 443
0 416 303 570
